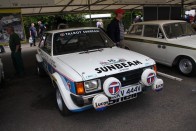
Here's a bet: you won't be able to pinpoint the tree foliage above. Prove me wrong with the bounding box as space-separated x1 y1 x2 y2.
22 11 140 38
23 14 89 38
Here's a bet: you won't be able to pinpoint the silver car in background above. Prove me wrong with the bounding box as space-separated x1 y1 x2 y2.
123 20 196 76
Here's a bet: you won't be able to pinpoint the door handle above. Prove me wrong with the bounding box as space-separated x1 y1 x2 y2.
158 45 161 48
162 45 166 49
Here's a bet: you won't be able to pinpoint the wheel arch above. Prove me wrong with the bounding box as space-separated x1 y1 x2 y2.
51 72 80 111
172 55 196 66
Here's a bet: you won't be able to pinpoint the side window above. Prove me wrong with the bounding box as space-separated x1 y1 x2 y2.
41 34 52 55
144 25 159 38
129 25 143 36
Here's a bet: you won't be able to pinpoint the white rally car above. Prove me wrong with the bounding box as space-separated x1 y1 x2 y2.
36 27 163 116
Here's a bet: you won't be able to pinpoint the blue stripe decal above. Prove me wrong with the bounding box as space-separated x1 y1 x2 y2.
69 81 77 94
56 70 76 94
46 62 77 94
59 75 69 91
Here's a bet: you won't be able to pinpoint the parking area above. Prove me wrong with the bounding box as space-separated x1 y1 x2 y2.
0 44 196 131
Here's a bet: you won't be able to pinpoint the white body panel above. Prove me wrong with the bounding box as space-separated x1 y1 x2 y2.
55 47 155 81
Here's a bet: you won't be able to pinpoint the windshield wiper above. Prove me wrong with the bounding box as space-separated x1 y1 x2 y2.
79 47 104 54
79 50 89 54
87 45 105 49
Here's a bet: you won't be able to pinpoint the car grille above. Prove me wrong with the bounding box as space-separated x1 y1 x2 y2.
101 68 144 87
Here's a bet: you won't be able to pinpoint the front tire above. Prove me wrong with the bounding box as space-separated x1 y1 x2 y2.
56 87 71 116
178 57 195 76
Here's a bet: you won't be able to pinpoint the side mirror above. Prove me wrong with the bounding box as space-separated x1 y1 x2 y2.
0 45 5 54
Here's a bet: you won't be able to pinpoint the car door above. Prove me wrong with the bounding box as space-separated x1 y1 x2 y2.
142 24 168 63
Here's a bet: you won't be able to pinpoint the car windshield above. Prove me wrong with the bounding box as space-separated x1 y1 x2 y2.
53 29 114 55
163 22 196 39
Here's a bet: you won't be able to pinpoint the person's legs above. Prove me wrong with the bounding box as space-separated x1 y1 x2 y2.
11 52 19 74
32 36 36 46
14 52 24 76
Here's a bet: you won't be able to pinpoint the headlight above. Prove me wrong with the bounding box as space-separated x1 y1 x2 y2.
84 79 101 93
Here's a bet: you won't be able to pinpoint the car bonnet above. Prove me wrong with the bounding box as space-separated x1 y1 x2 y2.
56 47 155 80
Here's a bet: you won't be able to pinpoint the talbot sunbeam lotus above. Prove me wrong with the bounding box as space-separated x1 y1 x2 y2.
36 27 163 116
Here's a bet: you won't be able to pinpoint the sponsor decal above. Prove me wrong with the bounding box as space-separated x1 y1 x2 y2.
141 69 156 86
147 73 155 85
85 74 97 79
108 82 120 95
67 82 71 89
145 63 150 66
93 94 109 111
103 77 121 97
82 30 99 33
155 84 163 91
100 58 127 66
61 30 99 36
95 101 109 108
152 78 164 92
109 94 137 105
95 60 143 73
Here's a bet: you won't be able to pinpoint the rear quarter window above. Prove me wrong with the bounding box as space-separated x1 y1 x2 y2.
128 25 143 36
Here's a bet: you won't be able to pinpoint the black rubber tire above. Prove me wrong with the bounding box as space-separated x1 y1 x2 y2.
178 57 196 76
55 87 72 116
36 62 46 76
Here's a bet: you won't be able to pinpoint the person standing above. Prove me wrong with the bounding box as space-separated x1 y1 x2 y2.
29 23 37 46
96 19 103 28
107 8 125 47
6 26 24 77
37 21 46 38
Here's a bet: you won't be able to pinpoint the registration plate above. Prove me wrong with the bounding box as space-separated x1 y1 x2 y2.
108 84 141 105
110 84 142 100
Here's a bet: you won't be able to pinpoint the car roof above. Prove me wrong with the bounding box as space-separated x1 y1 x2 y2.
46 27 100 34
132 20 186 26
